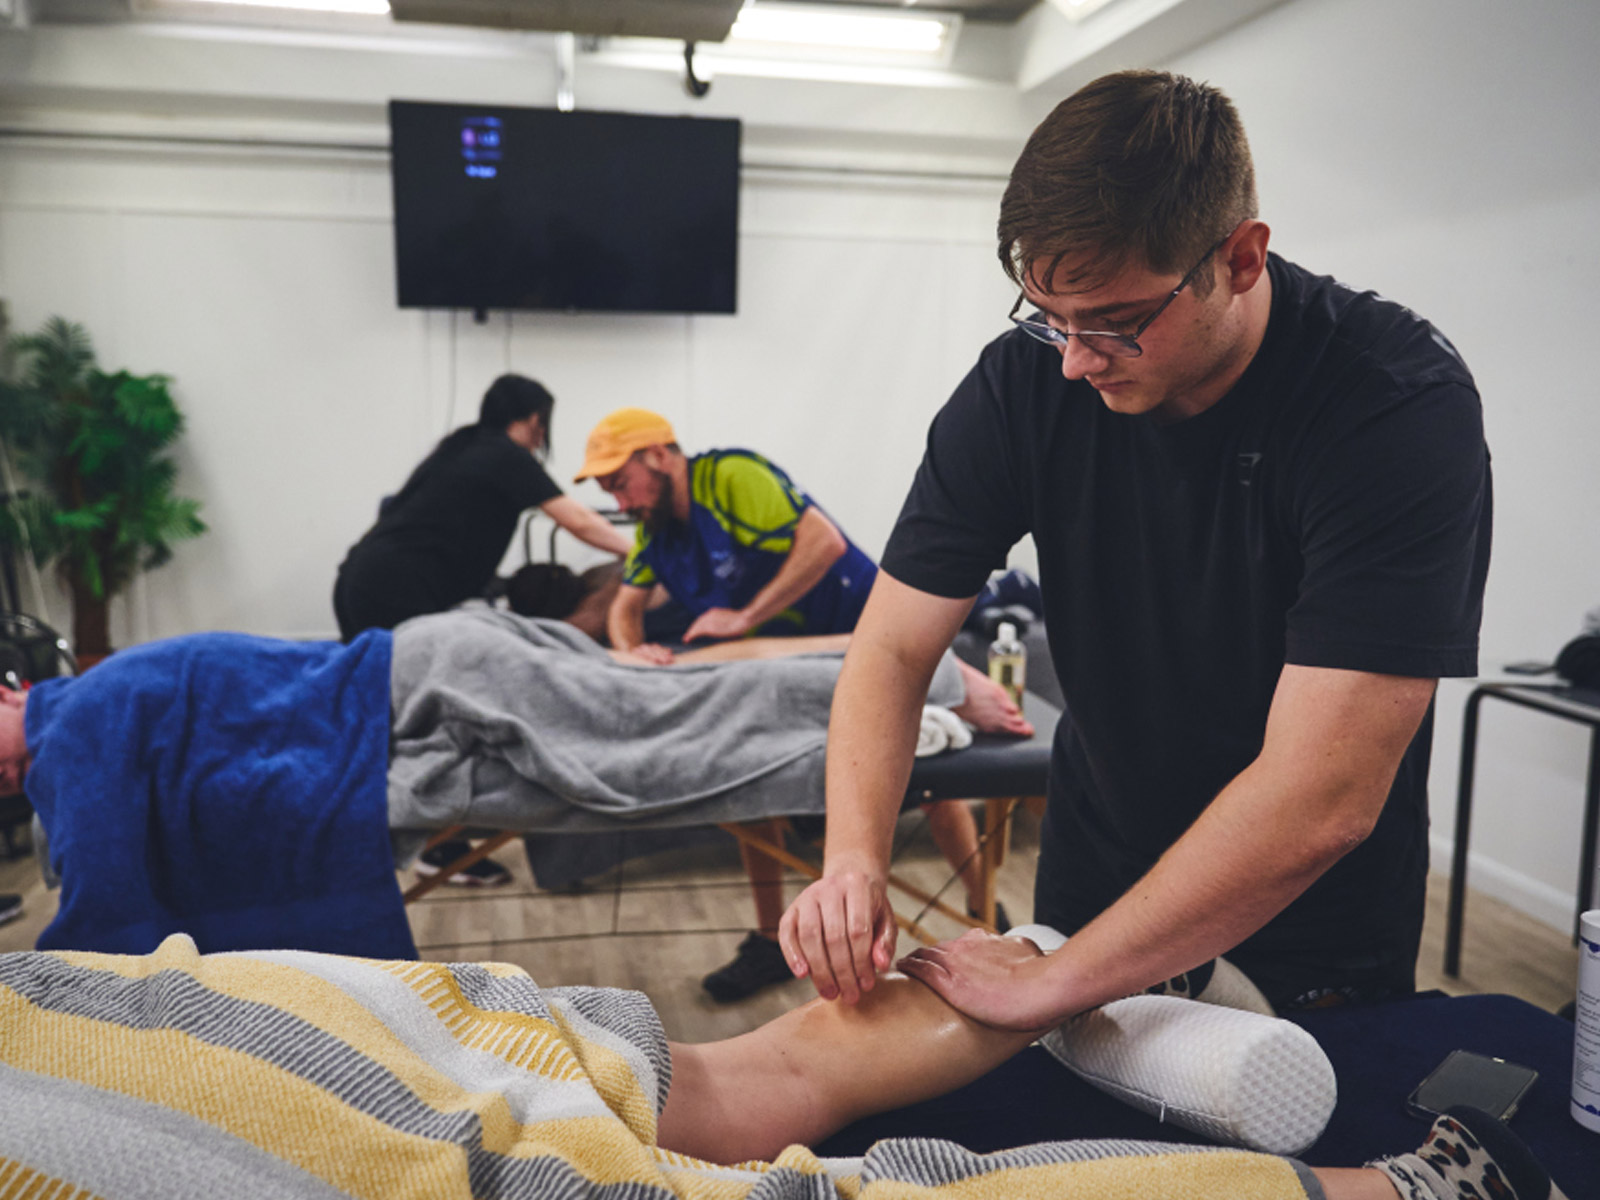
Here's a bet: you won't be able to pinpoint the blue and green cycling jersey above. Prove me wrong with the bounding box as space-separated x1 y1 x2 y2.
623 449 876 635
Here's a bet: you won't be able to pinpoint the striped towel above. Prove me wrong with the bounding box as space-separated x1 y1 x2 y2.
0 936 1309 1199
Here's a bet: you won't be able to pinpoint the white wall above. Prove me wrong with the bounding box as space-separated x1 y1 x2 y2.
3 0 1597 933
1169 0 1600 932
0 21 1046 639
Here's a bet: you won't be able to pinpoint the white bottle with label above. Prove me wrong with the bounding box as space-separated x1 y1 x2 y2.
987 620 1027 709
1574 908 1600 1133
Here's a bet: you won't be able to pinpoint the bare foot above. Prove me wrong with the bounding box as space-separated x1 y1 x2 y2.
952 662 1034 736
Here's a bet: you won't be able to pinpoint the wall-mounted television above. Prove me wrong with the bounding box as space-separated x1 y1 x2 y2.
389 100 741 315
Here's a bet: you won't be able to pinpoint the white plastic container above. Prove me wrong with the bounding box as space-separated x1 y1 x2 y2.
1574 908 1600 1133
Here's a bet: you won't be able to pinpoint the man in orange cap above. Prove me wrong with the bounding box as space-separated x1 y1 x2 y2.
574 407 878 657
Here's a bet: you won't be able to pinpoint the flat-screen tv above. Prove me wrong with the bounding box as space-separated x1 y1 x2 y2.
389 100 740 315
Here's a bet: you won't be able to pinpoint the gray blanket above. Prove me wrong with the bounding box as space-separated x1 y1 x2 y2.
387 608 963 836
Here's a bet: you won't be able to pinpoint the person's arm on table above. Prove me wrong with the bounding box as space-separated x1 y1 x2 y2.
899 663 1438 1030
540 494 632 556
777 573 976 1004
682 506 848 642
606 582 673 663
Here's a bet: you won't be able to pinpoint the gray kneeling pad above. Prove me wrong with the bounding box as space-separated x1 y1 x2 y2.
1009 925 1337 1155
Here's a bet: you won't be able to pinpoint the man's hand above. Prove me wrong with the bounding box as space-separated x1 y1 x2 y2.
777 868 897 1004
609 645 675 666
896 929 1062 1033
683 607 754 643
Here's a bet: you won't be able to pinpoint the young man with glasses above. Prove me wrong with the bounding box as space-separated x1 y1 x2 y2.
780 70 1492 1031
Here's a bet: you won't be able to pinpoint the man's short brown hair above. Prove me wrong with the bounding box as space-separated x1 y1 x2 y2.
998 70 1257 296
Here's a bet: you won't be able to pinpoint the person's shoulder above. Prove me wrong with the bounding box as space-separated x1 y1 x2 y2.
1270 255 1475 393
695 448 795 495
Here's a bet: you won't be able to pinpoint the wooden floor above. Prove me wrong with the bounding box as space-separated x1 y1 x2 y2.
0 807 1580 1043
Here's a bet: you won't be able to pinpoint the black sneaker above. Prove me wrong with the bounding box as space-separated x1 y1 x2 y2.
967 900 1011 934
702 932 794 1003
0 893 20 927
414 840 512 887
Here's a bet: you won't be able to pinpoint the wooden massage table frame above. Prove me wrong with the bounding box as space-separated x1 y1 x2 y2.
401 693 1061 944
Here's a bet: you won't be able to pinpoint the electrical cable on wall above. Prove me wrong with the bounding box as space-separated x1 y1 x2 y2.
684 41 711 99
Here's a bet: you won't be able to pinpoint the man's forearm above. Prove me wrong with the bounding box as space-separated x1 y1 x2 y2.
606 591 648 651
740 509 846 630
1030 762 1376 1020
822 637 939 879
1016 668 1438 1026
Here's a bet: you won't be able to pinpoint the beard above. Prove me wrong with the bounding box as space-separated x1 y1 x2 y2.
634 467 677 534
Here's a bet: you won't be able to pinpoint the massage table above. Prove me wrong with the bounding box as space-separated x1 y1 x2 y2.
401 690 1061 943
817 990 1594 1197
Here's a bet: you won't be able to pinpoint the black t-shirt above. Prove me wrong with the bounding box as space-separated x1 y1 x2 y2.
340 429 561 615
882 255 1492 992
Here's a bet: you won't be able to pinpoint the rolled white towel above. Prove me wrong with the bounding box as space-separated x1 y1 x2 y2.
915 705 973 757
1006 924 1336 1155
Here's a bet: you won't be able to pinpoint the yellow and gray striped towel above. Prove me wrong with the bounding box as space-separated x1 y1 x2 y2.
0 935 1309 1199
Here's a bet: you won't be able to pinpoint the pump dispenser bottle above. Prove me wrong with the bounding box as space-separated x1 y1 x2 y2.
987 621 1027 708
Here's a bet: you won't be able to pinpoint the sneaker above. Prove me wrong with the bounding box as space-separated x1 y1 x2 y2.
1370 1106 1567 1200
414 840 512 887
0 893 20 927
967 900 1012 934
702 932 794 1003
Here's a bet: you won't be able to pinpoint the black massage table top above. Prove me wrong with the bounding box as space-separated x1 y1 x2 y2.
816 992 1594 1197
903 691 1060 803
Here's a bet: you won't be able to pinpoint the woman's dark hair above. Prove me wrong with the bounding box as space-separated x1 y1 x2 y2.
479 374 555 444
504 562 588 620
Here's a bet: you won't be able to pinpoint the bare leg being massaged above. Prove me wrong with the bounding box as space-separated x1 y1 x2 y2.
656 934 1563 1200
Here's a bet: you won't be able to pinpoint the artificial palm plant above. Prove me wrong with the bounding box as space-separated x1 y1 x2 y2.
0 316 205 659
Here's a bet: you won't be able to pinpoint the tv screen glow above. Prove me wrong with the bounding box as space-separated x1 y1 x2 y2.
389 100 740 315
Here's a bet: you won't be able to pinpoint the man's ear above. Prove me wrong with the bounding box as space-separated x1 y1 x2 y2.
0 688 24 711
1222 220 1271 295
640 444 671 472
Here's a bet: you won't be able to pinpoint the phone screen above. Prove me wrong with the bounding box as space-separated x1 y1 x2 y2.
1407 1049 1538 1120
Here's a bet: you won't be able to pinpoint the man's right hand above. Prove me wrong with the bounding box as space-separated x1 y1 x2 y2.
778 869 898 1003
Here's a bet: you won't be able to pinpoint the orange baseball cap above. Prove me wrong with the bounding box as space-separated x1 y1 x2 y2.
573 407 678 482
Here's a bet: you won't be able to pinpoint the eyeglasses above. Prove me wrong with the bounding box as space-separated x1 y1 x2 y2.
1008 234 1233 359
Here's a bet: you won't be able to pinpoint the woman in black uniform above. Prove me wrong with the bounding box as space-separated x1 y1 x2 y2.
334 374 629 640
334 374 630 885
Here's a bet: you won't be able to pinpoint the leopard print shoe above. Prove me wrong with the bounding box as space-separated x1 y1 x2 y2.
1369 1106 1567 1200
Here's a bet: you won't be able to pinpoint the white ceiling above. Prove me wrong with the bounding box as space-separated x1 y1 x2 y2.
15 0 1292 95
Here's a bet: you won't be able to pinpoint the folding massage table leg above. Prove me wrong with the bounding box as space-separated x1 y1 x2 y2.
974 797 1017 931
718 796 1035 946
398 796 1039 937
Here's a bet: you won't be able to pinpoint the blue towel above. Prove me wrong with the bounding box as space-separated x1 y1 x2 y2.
25 630 415 959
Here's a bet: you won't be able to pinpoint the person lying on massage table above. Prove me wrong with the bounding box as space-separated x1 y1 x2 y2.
0 607 1020 960
0 925 1561 1200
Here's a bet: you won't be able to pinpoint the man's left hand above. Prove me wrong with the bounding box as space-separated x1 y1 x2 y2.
896 929 1062 1033
683 607 754 643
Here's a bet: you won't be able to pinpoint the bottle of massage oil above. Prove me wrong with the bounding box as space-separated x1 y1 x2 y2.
987 621 1026 708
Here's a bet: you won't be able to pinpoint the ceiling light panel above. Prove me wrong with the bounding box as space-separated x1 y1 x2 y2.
725 1 957 65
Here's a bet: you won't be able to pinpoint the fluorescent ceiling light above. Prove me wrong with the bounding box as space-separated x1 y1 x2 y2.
183 0 391 13
1051 0 1120 20
730 4 949 54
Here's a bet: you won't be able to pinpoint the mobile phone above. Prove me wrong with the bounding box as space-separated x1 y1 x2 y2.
1406 1049 1538 1121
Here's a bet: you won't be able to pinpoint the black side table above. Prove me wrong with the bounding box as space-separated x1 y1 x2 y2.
1445 681 1600 976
